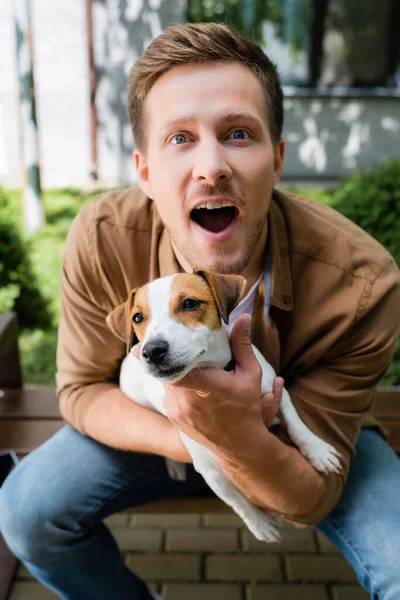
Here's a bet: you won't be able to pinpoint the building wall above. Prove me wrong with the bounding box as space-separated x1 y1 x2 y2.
283 95 400 179
0 0 91 188
0 0 399 188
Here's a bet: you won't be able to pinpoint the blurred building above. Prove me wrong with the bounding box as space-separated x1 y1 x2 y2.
0 0 399 188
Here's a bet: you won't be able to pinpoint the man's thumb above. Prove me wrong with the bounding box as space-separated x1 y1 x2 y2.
229 313 256 374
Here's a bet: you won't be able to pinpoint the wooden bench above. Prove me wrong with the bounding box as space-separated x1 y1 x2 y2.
0 312 399 599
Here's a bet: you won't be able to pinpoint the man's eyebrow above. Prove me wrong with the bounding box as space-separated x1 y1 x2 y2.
159 111 262 134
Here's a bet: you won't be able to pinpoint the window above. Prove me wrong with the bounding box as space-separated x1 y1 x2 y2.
188 0 400 90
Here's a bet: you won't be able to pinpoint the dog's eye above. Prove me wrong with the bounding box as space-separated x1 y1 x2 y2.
182 298 200 311
132 312 144 325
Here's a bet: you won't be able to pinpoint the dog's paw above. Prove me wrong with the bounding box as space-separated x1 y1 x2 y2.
298 436 342 474
248 512 281 543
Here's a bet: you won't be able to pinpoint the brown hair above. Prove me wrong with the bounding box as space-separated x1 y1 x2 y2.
127 22 284 151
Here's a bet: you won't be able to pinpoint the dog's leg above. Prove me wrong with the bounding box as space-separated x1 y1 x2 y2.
179 432 280 542
120 355 187 481
252 346 342 474
279 388 342 474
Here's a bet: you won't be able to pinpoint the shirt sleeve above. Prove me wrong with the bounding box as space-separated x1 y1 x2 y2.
55 201 126 434
280 255 400 525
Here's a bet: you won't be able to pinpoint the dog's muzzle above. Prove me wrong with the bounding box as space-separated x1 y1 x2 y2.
142 339 169 367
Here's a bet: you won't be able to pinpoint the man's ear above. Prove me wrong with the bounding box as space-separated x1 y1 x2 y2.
133 149 153 198
194 270 246 324
106 289 138 354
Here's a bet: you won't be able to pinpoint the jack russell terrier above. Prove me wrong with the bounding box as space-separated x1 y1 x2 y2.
107 270 341 542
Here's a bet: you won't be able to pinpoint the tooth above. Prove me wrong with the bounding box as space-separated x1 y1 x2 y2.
214 202 222 208
222 202 232 207
207 202 214 210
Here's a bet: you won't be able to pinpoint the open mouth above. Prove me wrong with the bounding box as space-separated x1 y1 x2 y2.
190 203 238 234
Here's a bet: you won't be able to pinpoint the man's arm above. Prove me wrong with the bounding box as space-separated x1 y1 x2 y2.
82 386 191 462
56 199 190 462
164 259 400 524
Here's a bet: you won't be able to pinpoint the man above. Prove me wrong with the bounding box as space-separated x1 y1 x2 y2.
1 22 399 600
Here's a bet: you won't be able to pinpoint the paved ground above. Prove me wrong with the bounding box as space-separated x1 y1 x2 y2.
10 511 369 600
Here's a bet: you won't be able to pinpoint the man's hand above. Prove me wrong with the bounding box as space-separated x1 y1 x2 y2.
261 376 284 429
161 314 283 459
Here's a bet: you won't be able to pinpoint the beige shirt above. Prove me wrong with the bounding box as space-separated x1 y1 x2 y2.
56 187 400 525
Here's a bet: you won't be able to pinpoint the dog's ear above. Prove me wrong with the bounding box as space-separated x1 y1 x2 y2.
106 289 138 354
194 270 246 324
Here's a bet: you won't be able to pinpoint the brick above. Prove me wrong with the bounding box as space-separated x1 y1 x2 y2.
112 527 163 552
246 583 328 600
130 513 201 527
125 553 200 581
166 529 238 552
162 583 242 600
203 513 243 527
285 556 357 583
316 531 340 554
9 582 58 600
331 585 370 600
206 554 282 581
241 526 317 553
103 512 130 527
16 564 33 579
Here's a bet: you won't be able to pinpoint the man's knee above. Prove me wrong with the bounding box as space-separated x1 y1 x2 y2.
0 453 69 562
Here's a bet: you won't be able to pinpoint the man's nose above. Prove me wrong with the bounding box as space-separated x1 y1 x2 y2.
142 339 169 366
192 143 232 186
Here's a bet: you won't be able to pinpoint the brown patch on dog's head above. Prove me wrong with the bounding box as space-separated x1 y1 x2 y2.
106 290 137 354
169 273 223 331
106 285 153 353
129 285 151 342
193 270 246 324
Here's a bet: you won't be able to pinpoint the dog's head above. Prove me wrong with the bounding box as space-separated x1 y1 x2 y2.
106 270 246 382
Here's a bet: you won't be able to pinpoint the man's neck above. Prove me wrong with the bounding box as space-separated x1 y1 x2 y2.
171 220 268 296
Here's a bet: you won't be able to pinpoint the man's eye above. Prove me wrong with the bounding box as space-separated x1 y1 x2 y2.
171 134 188 145
132 312 144 324
182 298 200 311
230 129 250 140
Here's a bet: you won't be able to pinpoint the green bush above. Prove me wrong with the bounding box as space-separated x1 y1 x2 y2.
0 187 52 329
332 159 400 266
331 159 400 385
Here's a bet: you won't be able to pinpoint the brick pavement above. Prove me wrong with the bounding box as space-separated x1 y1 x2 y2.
10 511 369 600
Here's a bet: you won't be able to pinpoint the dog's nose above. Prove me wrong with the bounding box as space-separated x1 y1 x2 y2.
142 340 169 366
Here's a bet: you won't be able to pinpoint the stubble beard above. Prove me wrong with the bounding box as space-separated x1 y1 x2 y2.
168 213 267 275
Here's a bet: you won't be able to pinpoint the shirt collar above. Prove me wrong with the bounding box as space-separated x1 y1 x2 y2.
268 190 294 312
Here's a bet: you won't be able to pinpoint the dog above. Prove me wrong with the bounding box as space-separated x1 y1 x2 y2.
107 270 341 541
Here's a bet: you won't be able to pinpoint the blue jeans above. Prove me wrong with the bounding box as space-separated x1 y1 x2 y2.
0 427 399 600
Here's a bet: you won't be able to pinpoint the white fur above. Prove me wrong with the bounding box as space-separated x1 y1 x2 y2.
119 275 341 542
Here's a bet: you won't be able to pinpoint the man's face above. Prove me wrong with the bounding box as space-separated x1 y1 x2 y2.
134 62 284 274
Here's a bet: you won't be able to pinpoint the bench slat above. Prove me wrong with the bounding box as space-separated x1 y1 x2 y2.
0 389 59 419
373 389 400 418
0 314 22 389
0 420 63 455
0 387 397 418
379 420 400 453
0 533 17 600
130 495 227 514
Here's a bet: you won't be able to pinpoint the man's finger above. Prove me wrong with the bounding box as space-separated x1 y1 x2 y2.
260 377 284 429
229 313 258 376
170 366 218 394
